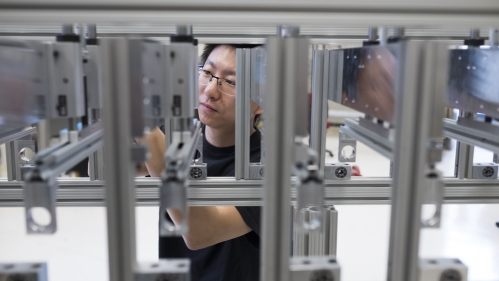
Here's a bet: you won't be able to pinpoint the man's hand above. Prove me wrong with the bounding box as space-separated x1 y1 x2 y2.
135 127 166 177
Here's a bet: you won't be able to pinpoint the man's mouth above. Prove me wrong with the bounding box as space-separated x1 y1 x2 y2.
200 103 218 112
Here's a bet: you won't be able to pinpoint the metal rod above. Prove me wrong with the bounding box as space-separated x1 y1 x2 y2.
86 24 97 39
61 24 73 35
368 27 378 41
1 178 499 207
489 28 498 47
261 36 296 281
387 41 449 281
470 28 480 39
379 27 389 46
454 112 475 179
100 37 140 281
310 50 328 174
235 49 251 180
325 206 338 256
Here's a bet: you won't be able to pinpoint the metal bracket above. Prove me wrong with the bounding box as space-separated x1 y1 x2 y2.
421 170 444 228
338 131 357 162
189 163 207 180
324 163 352 180
290 256 341 281
23 175 58 234
135 260 190 281
159 179 188 237
0 263 48 281
249 164 265 180
418 258 468 281
472 163 498 179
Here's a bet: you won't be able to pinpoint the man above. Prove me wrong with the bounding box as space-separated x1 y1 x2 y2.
137 44 263 281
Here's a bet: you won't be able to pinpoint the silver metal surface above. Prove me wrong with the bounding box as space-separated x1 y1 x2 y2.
135 260 190 281
418 258 468 281
310 50 328 173
159 122 202 236
293 206 309 256
2 177 499 207
84 44 102 110
290 256 340 281
1 2 499 27
248 163 265 180
33 130 103 180
23 176 57 234
368 27 378 41
472 163 498 179
387 40 449 281
0 39 47 135
324 163 352 180
235 48 251 180
100 37 139 281
338 131 357 162
340 118 393 160
0 127 36 145
443 118 499 154
0 262 48 281
48 41 85 119
330 44 397 123
490 29 499 47
307 207 326 256
325 206 338 256
188 164 207 180
261 36 307 281
447 48 499 119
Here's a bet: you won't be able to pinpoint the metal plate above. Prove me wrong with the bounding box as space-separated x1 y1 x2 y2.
0 39 47 135
447 48 499 119
332 45 397 123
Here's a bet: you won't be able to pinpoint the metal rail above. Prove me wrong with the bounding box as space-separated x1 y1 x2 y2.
0 177 498 206
0 127 36 144
0 1 499 27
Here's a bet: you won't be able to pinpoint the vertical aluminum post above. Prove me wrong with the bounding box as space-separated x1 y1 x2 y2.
387 41 449 281
100 38 141 281
454 112 474 179
490 29 499 47
235 49 251 180
261 34 308 281
310 50 328 174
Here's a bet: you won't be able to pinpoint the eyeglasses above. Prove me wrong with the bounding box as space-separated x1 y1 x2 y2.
198 69 236 96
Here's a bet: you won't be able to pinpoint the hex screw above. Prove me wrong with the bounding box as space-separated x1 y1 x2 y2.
482 166 495 178
259 167 264 177
335 167 348 178
190 167 203 179
440 269 461 281
310 269 334 281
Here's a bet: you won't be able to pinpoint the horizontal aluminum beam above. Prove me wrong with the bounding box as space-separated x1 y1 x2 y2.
0 177 498 207
0 1 498 27
443 118 499 154
340 119 394 160
0 127 36 144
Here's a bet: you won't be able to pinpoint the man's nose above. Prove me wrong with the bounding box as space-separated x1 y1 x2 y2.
203 78 221 100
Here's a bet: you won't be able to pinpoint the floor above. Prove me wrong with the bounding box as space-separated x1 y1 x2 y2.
0 127 498 281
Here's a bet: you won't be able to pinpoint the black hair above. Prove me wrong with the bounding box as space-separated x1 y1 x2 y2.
200 44 263 125
199 44 262 67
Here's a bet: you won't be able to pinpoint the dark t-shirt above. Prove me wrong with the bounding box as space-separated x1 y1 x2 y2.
159 125 262 281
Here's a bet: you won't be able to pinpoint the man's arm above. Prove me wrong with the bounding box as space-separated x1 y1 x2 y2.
142 128 253 250
168 206 252 250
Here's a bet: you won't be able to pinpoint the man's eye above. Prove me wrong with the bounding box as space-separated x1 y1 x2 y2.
202 70 212 76
225 79 236 86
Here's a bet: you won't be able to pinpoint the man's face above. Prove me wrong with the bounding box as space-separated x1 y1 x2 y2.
198 45 237 131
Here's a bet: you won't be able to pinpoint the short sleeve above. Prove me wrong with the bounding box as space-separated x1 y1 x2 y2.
236 206 261 237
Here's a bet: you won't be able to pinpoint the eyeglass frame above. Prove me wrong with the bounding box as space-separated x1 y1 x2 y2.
197 64 236 96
